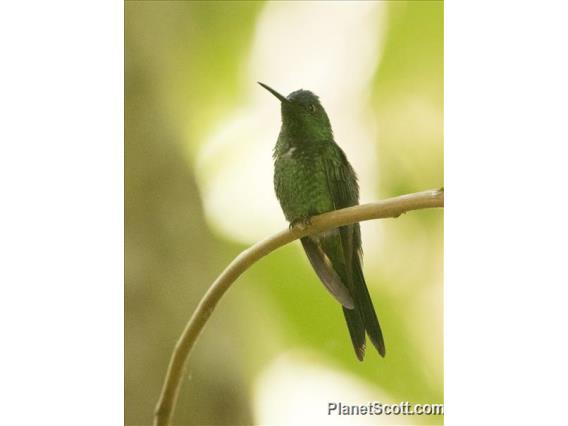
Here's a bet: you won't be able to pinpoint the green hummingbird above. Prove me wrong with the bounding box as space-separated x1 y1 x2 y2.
259 82 385 360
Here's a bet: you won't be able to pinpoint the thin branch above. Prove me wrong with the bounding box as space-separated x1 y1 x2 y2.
153 188 444 426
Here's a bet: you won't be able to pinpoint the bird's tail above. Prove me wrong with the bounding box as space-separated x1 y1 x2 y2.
342 306 366 361
301 231 385 360
344 255 385 360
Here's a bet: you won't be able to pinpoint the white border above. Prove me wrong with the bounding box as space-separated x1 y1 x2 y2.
0 1 123 424
446 1 568 424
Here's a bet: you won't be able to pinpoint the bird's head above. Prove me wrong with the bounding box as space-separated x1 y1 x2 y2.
258 82 333 141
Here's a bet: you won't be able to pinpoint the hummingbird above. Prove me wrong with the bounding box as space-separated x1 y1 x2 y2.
259 82 385 360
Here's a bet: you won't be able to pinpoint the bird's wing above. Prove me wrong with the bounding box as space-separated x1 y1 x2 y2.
322 142 359 208
321 142 360 269
301 237 354 309
318 143 367 357
300 142 360 309
322 142 385 358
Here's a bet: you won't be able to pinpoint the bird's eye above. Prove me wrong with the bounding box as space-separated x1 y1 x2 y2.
308 104 316 113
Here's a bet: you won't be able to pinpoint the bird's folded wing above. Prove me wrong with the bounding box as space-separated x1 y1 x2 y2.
301 237 354 309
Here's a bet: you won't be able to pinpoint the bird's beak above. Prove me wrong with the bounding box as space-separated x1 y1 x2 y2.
258 82 289 104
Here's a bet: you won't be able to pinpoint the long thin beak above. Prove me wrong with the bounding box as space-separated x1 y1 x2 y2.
258 82 289 103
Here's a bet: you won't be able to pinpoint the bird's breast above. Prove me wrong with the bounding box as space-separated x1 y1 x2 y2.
274 149 334 221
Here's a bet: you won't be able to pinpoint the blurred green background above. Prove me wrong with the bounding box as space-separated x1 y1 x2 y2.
125 1 443 425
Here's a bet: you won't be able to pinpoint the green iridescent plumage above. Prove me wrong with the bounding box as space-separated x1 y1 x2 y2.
260 82 385 360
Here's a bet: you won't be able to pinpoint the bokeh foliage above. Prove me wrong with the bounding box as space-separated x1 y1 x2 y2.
125 1 443 425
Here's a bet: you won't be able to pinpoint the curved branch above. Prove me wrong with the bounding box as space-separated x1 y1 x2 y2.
153 188 444 426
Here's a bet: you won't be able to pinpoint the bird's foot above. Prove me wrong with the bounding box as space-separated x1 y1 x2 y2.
289 216 312 231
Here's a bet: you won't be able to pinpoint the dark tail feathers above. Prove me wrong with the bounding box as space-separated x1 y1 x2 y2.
344 256 385 360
